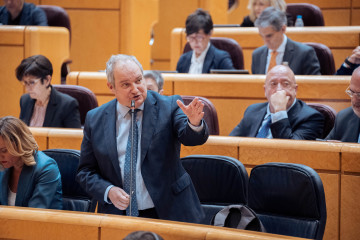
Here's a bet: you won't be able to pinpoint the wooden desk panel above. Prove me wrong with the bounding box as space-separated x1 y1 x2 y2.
170 26 360 72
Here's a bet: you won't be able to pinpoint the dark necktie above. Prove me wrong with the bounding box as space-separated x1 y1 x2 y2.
124 109 139 216
256 116 271 138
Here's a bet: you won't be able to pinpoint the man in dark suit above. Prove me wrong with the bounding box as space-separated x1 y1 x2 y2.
326 67 360 143
176 8 234 73
251 7 320 75
76 54 209 223
230 65 324 139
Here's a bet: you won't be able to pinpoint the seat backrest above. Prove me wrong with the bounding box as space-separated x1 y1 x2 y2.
53 85 98 126
286 3 324 26
248 162 327 240
38 5 71 41
307 103 337 138
180 95 219 135
43 149 96 212
305 42 336 75
181 155 249 225
183 37 244 70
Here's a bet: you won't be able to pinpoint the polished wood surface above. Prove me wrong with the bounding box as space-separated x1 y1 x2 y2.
0 206 305 240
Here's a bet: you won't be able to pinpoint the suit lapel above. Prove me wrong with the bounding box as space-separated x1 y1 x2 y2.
202 45 215 73
104 100 122 175
23 98 36 125
15 164 35 206
283 39 295 65
0 170 10 205
140 93 158 164
43 87 58 126
251 104 267 137
346 112 360 142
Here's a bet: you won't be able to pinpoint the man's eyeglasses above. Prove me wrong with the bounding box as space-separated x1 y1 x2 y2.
186 34 206 43
21 78 40 87
345 87 360 98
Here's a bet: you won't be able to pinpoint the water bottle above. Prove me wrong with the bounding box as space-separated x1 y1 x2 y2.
295 15 304 27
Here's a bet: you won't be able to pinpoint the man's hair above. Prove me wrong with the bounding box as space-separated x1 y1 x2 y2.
254 7 287 31
185 8 213 36
123 231 164 240
0 116 38 168
143 70 164 91
15 55 53 85
106 54 143 87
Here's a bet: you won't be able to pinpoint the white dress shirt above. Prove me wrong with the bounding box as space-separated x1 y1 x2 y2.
265 34 288 73
188 42 211 74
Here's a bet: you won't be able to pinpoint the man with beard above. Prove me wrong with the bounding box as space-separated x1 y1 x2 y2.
326 67 360 143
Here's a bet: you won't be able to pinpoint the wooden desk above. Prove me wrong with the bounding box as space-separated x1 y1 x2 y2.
0 206 305 240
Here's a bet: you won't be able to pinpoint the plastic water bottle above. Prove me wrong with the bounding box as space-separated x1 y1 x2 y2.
295 15 304 27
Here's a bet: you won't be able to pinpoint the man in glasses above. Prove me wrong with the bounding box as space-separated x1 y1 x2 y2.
176 8 234 74
230 65 324 140
326 67 360 142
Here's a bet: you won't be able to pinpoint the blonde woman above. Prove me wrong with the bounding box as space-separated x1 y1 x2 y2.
0 116 62 209
240 0 293 27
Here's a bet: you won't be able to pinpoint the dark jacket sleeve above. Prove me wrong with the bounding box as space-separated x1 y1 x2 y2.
302 46 321 75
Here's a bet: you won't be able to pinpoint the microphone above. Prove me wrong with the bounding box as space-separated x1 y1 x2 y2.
129 100 135 216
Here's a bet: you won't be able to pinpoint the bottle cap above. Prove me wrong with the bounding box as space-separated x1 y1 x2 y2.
296 15 302 18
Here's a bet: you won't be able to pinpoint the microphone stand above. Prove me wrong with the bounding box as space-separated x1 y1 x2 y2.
129 100 135 216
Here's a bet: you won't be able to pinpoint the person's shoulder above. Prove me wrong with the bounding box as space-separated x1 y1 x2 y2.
297 100 323 116
240 16 254 27
211 44 231 57
288 38 313 51
35 151 58 169
246 102 267 112
253 45 267 54
337 106 355 117
52 87 79 105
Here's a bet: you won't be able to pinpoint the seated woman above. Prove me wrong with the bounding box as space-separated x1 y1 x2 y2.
16 55 81 128
176 8 234 74
241 0 293 27
0 116 62 209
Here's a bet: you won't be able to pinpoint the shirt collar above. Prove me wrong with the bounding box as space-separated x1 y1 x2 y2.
116 101 144 119
191 42 211 63
269 34 287 54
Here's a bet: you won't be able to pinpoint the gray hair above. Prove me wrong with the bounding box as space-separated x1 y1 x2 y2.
143 70 164 91
105 54 143 86
254 7 287 31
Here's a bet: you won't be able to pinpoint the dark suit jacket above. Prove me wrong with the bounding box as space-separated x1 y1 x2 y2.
20 86 81 128
76 91 209 223
335 64 360 75
0 151 62 209
229 100 324 140
251 38 321 75
176 44 234 73
0 2 47 26
325 107 360 143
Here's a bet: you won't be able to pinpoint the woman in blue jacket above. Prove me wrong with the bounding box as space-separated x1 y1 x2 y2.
0 116 62 209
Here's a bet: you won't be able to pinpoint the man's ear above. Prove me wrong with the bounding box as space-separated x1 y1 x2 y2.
45 75 51 87
281 25 286 34
107 82 115 93
159 89 164 95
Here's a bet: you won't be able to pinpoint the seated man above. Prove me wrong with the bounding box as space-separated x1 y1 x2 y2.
176 8 234 74
144 70 164 95
0 0 47 26
230 65 324 140
335 46 360 75
251 7 320 75
326 67 360 142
